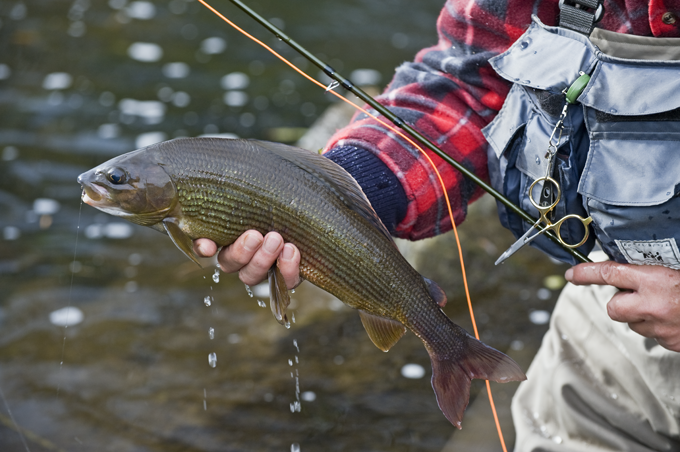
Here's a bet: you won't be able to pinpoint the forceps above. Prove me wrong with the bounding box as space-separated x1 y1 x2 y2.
495 176 593 265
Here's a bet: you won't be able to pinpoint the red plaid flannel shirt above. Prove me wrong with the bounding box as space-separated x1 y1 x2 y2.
325 0 680 240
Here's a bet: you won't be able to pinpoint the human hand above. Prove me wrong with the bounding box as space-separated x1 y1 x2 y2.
193 230 301 290
565 261 680 352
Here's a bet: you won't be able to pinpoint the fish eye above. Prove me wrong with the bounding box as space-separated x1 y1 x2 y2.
106 167 127 185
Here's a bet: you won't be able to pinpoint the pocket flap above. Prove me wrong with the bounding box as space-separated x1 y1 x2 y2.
489 17 597 92
578 139 680 206
580 61 680 116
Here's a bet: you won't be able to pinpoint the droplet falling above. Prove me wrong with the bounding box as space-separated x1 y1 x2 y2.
204 296 212 307
208 352 217 368
293 339 299 352
257 299 266 308
288 359 293 366
291 443 300 452
209 327 215 340
212 269 220 283
245 284 254 297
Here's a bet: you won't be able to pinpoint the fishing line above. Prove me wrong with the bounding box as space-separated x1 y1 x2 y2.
57 198 84 396
0 383 31 452
197 0 509 447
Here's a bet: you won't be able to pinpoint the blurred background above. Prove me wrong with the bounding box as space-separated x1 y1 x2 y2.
0 0 569 450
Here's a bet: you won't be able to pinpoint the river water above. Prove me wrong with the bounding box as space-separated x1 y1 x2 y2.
0 1 568 451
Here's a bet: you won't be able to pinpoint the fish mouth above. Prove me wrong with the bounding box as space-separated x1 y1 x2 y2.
80 182 109 206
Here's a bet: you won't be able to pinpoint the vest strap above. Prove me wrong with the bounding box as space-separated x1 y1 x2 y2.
558 0 604 35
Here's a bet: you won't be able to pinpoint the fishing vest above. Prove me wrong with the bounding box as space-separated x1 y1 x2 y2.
482 15 680 268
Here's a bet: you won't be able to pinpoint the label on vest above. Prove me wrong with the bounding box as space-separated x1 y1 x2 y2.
615 238 680 270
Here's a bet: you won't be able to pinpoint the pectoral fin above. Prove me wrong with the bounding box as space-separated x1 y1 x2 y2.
358 310 406 352
268 265 290 326
163 218 202 267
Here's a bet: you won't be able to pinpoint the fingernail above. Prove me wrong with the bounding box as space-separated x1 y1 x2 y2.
263 234 281 253
564 268 573 282
243 233 262 252
281 243 295 261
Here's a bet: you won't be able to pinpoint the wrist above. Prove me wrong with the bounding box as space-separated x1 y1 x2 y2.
324 145 408 233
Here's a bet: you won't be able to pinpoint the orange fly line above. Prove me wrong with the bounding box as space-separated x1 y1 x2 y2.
196 1 508 449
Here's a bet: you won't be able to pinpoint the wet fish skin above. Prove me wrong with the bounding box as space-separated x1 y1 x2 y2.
77 137 525 428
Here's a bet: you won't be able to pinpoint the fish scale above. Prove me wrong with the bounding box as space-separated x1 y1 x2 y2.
77 137 525 428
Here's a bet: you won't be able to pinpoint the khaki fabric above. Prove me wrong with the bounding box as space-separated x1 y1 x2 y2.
590 28 680 61
512 254 680 452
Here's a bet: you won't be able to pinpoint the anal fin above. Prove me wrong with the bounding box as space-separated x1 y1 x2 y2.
163 218 202 267
268 265 290 326
358 310 406 352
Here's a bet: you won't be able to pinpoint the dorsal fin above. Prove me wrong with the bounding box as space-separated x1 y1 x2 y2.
358 310 407 352
423 277 447 307
268 265 290 326
253 140 396 246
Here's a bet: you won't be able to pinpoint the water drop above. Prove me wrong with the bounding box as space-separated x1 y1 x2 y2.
553 436 563 444
514 78 520 82
245 284 254 297
609 108 617 114
257 299 266 308
293 339 299 352
291 443 301 452
285 320 291 329
209 327 215 340
292 313 296 323
535 156 541 165
212 269 220 283
610 393 618 400
520 41 529 49
288 359 293 366
290 401 301 412
208 352 217 368
204 296 212 307
291 289 295 294
295 356 298 364
203 400 207 411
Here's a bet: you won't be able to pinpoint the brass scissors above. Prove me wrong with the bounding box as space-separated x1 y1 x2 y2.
495 176 593 265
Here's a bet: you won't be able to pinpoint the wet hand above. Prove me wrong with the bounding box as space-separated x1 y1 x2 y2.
565 261 680 352
193 231 301 290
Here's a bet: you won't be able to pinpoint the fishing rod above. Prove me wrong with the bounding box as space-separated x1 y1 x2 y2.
218 0 591 264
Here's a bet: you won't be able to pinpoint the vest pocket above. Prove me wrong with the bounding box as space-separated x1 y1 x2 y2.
483 86 594 265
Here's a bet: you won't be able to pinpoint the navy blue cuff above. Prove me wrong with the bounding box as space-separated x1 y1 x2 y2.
325 146 408 234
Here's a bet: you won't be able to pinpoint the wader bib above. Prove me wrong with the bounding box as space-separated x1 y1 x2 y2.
483 12 680 451
483 16 680 267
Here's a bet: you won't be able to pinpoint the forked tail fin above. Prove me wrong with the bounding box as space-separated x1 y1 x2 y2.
427 337 526 429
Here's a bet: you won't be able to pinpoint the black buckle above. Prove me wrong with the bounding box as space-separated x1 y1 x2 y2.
558 0 605 35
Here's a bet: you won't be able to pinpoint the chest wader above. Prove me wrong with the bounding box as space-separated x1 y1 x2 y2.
483 10 680 268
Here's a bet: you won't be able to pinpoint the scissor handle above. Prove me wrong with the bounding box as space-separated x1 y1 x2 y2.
528 176 561 212
553 214 593 248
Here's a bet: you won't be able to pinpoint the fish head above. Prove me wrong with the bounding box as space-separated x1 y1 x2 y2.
77 148 177 226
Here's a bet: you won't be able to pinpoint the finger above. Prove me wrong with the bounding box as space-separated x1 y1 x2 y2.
565 261 641 291
606 290 646 324
217 230 264 273
193 238 218 258
238 232 284 286
278 243 302 289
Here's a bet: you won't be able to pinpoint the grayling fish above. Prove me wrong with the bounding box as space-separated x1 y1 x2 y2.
77 137 525 428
